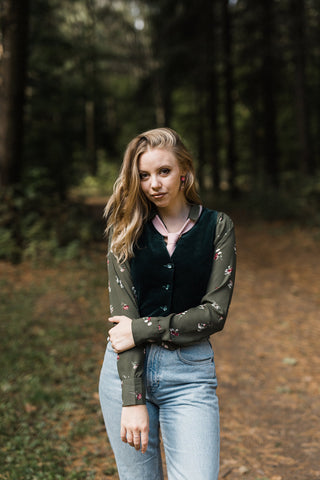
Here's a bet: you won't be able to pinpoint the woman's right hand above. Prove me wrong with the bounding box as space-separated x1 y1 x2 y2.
120 405 149 453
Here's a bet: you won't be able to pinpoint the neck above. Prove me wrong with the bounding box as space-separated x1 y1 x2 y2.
157 200 190 233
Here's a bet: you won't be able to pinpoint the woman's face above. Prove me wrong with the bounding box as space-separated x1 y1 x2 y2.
138 148 186 211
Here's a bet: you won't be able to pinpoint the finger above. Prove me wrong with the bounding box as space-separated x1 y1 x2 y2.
133 432 141 451
126 431 134 446
140 430 149 454
108 332 117 351
108 316 120 324
120 425 127 444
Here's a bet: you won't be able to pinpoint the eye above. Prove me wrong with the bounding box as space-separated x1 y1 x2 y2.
160 168 170 176
139 172 149 180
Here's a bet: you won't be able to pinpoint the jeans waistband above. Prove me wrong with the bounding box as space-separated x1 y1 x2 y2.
158 337 210 351
161 341 179 351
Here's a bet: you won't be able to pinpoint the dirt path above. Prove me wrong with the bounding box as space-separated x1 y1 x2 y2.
214 220 320 480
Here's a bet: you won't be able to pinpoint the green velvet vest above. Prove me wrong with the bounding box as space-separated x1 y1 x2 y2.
130 208 218 317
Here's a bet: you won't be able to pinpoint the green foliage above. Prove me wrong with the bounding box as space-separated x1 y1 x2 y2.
72 151 119 197
235 171 320 223
202 170 320 226
0 180 103 263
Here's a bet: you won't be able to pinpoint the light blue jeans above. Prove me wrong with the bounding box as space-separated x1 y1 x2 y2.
99 339 220 480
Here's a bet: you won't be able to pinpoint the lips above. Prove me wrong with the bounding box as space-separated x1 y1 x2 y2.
152 193 167 199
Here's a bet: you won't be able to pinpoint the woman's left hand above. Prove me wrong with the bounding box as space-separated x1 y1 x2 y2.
108 316 135 352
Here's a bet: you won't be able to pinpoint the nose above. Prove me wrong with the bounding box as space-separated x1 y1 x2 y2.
150 175 161 190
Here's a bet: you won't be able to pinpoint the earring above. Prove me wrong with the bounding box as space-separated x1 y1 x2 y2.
181 176 186 183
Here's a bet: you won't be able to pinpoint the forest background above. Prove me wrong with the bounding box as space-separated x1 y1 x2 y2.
1 0 320 261
1 1 320 480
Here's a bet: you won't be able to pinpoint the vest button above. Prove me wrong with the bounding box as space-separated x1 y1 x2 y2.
164 263 174 269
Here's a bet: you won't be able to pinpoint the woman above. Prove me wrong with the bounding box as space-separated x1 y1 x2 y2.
99 128 236 480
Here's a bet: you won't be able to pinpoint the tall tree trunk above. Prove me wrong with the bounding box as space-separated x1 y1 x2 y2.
153 74 166 126
205 0 220 191
291 0 314 174
316 3 320 170
85 100 96 175
153 69 172 127
0 0 29 188
85 0 97 175
261 0 279 188
196 90 206 192
222 0 237 195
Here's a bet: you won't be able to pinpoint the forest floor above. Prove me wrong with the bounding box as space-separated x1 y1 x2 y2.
1 210 320 480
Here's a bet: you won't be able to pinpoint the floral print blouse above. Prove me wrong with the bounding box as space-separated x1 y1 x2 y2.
106 207 236 406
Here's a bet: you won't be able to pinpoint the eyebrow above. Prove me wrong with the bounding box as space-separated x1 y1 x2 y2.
138 164 172 172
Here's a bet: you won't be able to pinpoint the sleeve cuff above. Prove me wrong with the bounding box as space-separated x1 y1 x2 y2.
121 377 146 406
132 316 163 346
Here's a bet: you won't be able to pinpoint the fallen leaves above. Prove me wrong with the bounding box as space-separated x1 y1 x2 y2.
214 219 320 480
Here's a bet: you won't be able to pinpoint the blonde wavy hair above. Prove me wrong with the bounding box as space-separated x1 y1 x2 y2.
104 127 201 263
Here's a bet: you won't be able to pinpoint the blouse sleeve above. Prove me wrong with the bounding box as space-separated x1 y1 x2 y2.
107 248 146 407
131 212 236 347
